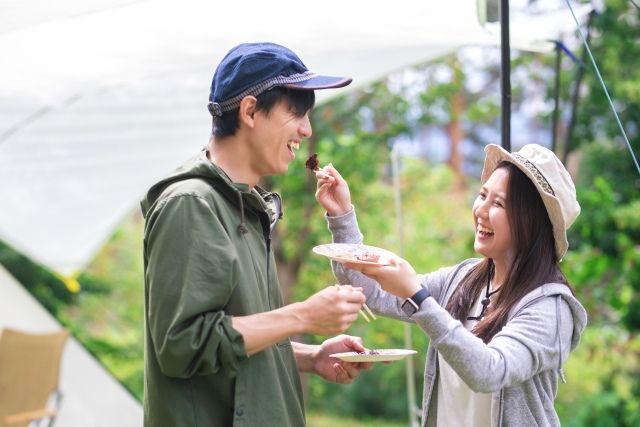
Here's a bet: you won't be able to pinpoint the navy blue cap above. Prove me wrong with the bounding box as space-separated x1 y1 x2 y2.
208 42 352 116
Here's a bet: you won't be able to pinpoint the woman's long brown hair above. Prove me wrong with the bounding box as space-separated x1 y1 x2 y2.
446 162 571 343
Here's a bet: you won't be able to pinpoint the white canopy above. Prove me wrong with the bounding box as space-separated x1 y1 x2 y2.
0 0 592 276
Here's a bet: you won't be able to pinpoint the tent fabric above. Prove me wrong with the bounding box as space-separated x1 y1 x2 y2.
0 0 592 275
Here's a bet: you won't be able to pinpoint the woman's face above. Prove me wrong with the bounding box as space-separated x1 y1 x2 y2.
472 167 513 265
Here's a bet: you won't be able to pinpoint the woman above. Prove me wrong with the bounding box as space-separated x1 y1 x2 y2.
315 144 587 427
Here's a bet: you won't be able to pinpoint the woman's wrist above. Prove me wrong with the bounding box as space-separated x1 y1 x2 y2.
326 204 354 218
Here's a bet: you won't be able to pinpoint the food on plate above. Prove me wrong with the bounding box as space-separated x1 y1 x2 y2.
354 250 380 263
305 153 319 171
357 349 380 355
312 243 392 266
333 250 380 263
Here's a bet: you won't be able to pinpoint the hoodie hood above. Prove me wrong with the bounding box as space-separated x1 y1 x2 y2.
511 282 587 383
514 283 587 351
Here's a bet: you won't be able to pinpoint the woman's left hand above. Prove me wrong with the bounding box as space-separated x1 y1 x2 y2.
345 255 422 299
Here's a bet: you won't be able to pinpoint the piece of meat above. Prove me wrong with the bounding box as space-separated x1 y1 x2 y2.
305 153 319 171
355 250 380 262
356 349 380 355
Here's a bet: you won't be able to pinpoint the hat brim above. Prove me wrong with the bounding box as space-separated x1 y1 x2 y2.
481 144 568 260
284 75 352 90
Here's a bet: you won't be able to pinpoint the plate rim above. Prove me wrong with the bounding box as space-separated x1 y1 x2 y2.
329 348 417 362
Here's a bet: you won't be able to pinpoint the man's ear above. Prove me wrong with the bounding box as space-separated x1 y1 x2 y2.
238 96 257 128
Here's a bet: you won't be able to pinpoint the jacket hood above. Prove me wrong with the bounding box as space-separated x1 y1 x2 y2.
141 148 236 217
140 148 283 236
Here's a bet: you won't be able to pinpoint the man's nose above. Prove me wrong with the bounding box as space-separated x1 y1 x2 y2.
299 114 312 138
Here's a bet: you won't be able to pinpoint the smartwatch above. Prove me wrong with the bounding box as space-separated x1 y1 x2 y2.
401 286 430 316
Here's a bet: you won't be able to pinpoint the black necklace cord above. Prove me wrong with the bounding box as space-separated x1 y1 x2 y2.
468 263 499 321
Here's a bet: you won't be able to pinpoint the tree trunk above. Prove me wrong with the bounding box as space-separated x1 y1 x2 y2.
447 59 466 191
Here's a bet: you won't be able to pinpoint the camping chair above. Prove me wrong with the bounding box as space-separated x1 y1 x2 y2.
0 328 69 427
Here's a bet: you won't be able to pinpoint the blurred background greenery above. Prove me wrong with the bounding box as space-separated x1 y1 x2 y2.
1 1 639 425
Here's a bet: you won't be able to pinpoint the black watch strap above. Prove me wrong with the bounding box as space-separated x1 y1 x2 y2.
401 286 430 316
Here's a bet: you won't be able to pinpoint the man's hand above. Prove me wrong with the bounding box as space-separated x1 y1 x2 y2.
312 335 373 384
298 285 365 336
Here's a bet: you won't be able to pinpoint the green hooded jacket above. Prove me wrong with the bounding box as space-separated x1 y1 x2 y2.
140 149 305 426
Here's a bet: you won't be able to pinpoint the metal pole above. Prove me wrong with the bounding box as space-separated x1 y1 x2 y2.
391 145 420 427
551 41 562 153
500 0 511 151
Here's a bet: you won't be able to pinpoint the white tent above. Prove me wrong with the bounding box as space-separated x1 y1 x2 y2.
0 0 591 276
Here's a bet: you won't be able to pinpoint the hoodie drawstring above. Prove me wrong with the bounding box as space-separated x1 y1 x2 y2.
555 296 567 383
237 193 248 234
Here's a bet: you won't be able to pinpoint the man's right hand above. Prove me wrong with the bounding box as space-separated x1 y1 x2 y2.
298 285 365 336
232 285 365 356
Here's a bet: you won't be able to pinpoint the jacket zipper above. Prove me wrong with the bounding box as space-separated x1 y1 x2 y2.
266 235 271 310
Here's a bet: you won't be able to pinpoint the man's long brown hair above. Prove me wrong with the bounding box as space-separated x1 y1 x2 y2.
446 162 571 343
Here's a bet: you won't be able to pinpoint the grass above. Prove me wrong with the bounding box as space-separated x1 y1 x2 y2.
307 412 408 427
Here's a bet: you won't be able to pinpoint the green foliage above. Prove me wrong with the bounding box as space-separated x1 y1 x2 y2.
565 141 640 332
61 212 145 401
556 327 640 427
571 0 640 150
0 240 74 315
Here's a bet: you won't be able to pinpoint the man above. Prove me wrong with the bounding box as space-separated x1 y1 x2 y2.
141 42 370 427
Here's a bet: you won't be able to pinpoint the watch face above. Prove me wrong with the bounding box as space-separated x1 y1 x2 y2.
401 299 419 316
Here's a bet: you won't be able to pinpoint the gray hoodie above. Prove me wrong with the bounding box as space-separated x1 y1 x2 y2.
327 209 587 427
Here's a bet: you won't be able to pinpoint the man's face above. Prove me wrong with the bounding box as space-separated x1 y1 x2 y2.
247 100 312 176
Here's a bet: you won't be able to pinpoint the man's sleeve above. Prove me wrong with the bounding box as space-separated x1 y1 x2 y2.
145 193 247 378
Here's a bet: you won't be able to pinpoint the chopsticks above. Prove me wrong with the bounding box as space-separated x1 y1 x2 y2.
360 303 377 323
334 284 376 322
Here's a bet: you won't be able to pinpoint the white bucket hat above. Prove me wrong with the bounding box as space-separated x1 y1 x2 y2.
481 144 581 260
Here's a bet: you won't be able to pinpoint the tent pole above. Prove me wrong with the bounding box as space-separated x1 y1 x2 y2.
391 145 420 427
500 0 511 151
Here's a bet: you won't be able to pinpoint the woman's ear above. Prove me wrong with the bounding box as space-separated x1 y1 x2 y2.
238 96 257 128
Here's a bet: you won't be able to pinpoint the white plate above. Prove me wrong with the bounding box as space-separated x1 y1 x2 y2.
330 349 417 363
312 243 393 266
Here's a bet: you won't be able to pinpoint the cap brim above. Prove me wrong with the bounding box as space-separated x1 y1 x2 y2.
284 75 352 90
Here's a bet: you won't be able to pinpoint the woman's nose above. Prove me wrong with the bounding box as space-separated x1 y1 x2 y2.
476 199 490 218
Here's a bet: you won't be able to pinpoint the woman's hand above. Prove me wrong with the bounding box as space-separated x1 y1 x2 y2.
315 163 352 217
345 255 422 299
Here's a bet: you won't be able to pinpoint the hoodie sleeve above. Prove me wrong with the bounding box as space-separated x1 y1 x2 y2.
326 209 464 320
416 294 575 393
144 192 247 379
